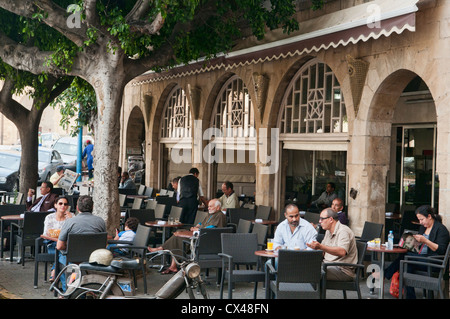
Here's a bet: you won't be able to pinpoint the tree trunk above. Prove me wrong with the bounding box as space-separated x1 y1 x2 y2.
18 122 40 194
89 53 127 236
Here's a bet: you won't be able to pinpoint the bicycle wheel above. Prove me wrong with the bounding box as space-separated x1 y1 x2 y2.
69 283 108 299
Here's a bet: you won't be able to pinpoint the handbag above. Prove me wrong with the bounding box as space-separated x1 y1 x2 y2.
389 271 400 298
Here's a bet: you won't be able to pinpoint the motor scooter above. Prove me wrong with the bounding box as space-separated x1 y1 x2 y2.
49 234 209 299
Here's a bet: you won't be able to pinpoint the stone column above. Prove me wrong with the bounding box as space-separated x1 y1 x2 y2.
347 119 391 236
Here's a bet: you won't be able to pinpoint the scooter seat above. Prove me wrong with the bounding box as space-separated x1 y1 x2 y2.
111 258 141 270
80 262 122 274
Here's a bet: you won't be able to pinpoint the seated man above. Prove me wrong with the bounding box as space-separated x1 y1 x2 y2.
148 198 226 274
26 181 58 212
273 204 317 250
119 171 136 190
50 166 65 188
56 195 106 291
310 182 337 211
307 208 358 281
331 197 349 226
218 181 240 211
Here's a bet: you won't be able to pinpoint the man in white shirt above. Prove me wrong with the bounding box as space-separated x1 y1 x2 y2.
273 204 317 250
218 181 240 210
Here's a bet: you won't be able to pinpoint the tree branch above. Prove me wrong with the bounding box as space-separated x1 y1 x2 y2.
126 0 152 22
0 31 55 75
0 0 89 47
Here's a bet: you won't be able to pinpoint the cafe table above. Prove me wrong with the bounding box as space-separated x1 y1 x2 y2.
0 214 24 259
145 220 185 270
0 214 24 261
366 245 407 299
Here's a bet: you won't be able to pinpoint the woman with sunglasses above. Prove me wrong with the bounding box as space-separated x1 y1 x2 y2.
43 196 73 281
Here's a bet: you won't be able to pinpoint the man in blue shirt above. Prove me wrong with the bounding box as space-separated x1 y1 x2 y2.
273 204 317 250
82 140 94 179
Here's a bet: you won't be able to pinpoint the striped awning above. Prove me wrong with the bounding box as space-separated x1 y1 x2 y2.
132 0 419 84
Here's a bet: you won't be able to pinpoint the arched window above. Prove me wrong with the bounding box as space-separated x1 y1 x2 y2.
280 60 347 135
211 75 255 138
161 86 191 139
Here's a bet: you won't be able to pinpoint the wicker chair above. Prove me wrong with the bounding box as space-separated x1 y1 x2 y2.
321 241 367 298
219 233 266 299
266 249 323 299
399 243 450 299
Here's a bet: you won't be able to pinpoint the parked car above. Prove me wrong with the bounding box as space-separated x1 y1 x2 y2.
52 135 94 172
0 150 21 192
37 147 64 183
40 132 61 148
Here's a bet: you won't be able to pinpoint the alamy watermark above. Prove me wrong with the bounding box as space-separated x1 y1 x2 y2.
169 121 279 175
66 4 82 29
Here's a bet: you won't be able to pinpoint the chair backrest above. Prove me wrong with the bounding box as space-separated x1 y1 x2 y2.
168 206 183 220
146 199 157 210
131 197 143 210
154 204 166 219
167 190 174 197
193 210 208 226
52 188 64 195
119 188 137 196
277 250 323 284
144 187 153 198
159 189 168 195
65 232 107 263
236 219 252 233
356 240 367 264
0 204 26 217
128 209 155 225
227 208 255 225
251 223 268 247
221 233 259 263
16 192 25 205
304 212 320 225
359 221 384 242
119 194 127 207
255 205 272 220
132 224 152 249
137 185 146 195
197 227 233 255
22 211 51 235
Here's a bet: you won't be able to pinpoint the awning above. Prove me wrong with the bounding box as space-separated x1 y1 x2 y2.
227 0 419 64
132 0 419 83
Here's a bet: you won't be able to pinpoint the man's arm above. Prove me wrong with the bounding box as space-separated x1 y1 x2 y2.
56 239 66 251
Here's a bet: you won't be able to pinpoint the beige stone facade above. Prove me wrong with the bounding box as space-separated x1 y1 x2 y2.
119 0 450 235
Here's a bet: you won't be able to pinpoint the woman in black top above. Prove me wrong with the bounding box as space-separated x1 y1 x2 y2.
385 205 449 298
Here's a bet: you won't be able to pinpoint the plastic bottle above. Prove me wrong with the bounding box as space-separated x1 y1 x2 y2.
387 230 394 250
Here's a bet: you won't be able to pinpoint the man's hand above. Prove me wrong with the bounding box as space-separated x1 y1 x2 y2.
306 241 321 250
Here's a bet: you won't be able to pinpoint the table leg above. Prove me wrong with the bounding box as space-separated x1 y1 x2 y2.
379 251 385 299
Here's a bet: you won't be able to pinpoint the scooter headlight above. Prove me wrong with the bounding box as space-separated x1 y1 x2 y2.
185 263 201 279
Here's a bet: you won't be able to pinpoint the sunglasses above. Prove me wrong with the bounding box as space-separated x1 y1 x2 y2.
57 202 69 206
319 216 330 221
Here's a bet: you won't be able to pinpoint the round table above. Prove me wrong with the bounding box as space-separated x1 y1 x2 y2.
255 250 278 299
366 245 407 299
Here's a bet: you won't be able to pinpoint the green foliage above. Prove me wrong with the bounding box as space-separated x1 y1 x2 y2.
50 77 97 135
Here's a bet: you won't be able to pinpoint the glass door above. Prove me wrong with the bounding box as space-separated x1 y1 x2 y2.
400 125 437 209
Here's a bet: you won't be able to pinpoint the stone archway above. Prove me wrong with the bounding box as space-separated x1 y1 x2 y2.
125 106 146 171
348 69 435 234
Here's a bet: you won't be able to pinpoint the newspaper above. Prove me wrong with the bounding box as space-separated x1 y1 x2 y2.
398 230 422 253
58 169 80 192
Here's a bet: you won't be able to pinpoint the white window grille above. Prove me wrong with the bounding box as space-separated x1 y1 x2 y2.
280 59 347 134
161 86 192 139
211 75 255 138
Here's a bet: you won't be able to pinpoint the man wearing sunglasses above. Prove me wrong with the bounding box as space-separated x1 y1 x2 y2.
307 208 357 281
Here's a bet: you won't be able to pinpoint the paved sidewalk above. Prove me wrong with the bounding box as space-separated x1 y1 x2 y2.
0 249 397 300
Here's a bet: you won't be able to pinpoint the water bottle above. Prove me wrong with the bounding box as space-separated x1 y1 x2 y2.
387 230 394 250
